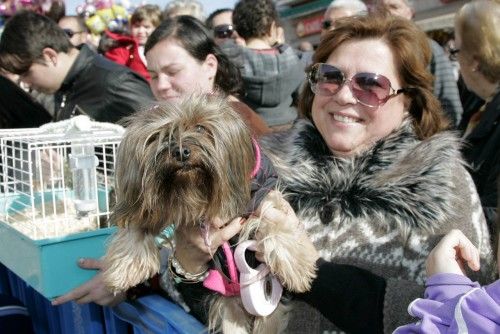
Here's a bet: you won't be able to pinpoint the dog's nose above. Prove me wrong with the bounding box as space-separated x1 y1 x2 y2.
173 146 191 161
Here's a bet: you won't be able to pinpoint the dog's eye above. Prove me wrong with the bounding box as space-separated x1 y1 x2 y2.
195 125 206 133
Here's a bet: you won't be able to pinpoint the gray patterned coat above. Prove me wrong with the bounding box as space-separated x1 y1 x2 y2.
262 119 494 333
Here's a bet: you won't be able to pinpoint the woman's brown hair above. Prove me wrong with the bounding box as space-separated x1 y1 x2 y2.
298 14 449 140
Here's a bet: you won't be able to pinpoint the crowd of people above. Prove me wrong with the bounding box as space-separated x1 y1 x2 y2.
0 0 498 333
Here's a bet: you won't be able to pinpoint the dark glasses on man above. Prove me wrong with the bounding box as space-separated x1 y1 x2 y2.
308 63 407 108
321 20 332 30
63 28 84 38
448 47 460 61
213 24 234 39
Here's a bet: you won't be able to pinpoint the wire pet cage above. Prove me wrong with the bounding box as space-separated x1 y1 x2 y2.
0 117 123 298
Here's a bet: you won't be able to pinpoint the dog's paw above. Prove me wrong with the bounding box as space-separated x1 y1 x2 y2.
259 232 317 292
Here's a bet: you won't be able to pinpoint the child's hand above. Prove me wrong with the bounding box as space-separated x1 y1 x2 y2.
426 229 481 277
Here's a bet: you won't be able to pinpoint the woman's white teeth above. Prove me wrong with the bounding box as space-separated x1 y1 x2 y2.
333 114 358 123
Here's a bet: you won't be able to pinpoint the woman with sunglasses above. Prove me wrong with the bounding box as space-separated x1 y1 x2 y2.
260 13 495 333
205 8 246 47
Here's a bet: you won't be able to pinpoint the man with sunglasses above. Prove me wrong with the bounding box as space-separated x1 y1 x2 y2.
58 15 92 48
0 11 155 124
206 8 245 46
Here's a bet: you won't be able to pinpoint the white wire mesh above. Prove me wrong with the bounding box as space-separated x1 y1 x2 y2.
0 127 122 240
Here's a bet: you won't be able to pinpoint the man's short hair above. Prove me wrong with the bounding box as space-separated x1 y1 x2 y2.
0 11 73 74
59 15 89 33
205 8 232 29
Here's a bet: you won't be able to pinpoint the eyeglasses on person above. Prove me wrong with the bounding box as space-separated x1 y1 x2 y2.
213 24 234 39
308 63 408 108
448 47 460 61
63 28 84 38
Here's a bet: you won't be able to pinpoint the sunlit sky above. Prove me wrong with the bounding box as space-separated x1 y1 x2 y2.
65 0 239 17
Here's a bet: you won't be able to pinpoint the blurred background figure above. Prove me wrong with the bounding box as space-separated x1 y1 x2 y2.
373 0 463 127
321 0 368 36
0 11 154 123
297 40 313 52
162 0 204 21
102 4 162 81
444 38 460 81
144 15 270 136
231 0 304 130
205 8 245 46
58 15 92 47
454 0 500 235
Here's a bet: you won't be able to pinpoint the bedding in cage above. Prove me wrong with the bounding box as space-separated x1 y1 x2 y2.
0 117 123 299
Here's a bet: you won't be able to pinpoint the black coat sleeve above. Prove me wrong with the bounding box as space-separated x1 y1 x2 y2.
295 258 386 334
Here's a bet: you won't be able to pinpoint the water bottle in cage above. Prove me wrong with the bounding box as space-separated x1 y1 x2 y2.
69 143 98 216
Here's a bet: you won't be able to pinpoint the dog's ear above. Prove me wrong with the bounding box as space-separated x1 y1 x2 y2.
110 124 149 228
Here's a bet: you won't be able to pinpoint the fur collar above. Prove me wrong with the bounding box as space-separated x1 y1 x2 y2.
264 119 464 233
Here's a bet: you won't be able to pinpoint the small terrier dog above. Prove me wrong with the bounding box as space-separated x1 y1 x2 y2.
102 94 317 333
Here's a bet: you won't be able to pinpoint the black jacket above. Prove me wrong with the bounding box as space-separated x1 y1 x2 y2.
0 75 52 128
462 89 500 231
54 44 155 123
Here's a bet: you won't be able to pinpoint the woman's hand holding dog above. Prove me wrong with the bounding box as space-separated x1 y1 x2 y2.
174 217 244 274
51 258 126 306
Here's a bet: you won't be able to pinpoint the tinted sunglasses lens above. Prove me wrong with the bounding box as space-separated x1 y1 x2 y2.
214 25 233 38
63 29 74 38
310 64 344 96
351 73 391 107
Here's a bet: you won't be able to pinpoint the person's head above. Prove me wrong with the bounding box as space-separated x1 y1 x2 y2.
454 0 500 100
233 0 279 41
162 0 204 22
206 8 245 46
299 14 448 157
46 0 66 23
0 11 75 94
144 15 242 102
374 0 414 20
58 15 90 47
321 0 367 34
130 5 162 46
298 41 314 52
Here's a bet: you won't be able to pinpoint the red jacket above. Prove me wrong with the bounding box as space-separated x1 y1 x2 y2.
104 31 150 81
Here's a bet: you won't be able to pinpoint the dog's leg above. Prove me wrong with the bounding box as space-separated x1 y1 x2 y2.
252 302 290 334
209 296 252 334
102 226 160 293
248 191 318 293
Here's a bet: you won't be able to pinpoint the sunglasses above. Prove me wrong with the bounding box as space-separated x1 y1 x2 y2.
448 47 460 61
213 24 234 39
63 28 84 38
308 63 407 108
321 20 332 30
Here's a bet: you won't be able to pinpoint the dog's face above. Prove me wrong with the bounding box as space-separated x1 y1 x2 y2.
111 95 256 234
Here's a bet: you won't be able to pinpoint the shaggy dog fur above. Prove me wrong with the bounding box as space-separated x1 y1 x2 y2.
101 95 317 333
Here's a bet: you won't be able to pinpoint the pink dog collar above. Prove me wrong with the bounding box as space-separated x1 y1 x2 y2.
203 242 240 296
